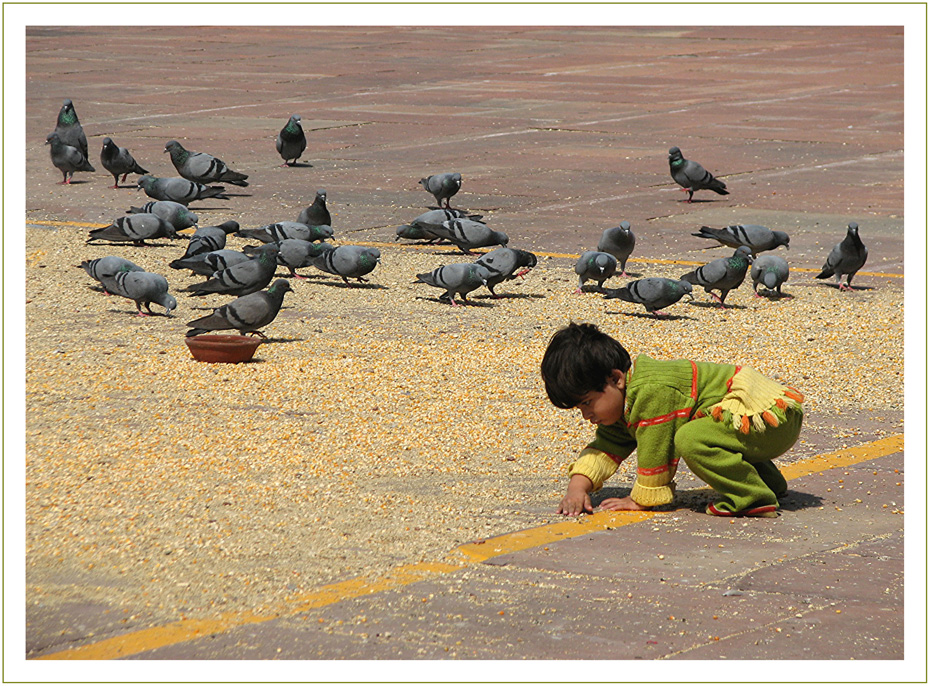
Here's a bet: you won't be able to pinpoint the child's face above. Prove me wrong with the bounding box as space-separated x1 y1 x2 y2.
574 369 626 426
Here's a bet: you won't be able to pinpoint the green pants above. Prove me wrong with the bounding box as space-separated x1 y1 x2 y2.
674 408 803 513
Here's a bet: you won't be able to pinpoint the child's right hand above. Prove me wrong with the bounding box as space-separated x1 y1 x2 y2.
557 475 595 515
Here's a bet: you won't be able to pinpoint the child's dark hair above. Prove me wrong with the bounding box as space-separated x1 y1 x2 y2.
541 322 631 409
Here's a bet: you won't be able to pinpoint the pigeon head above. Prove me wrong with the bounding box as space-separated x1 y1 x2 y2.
668 146 681 157
159 293 178 315
269 279 292 296
136 175 153 190
44 132 60 146
679 280 695 299
773 231 791 250
102 136 114 148
57 99 78 125
848 222 859 235
619 220 631 231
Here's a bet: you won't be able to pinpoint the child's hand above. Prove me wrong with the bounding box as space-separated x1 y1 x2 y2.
599 496 650 511
557 474 595 515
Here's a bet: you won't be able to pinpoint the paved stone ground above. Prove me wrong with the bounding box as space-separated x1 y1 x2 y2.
19 22 913 680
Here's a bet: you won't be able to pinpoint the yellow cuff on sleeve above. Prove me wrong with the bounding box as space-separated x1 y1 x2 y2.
567 448 620 492
631 481 676 507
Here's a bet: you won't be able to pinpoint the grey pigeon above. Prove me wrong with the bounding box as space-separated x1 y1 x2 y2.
395 209 483 243
309 244 382 284
170 221 240 263
54 98 88 159
165 140 249 187
236 221 333 244
427 219 509 254
419 172 462 208
574 251 617 293
751 254 790 297
243 239 328 279
128 200 198 231
276 115 307 166
681 246 753 307
297 190 331 227
100 137 148 188
692 224 790 256
79 256 144 295
668 146 729 202
187 279 292 337
46 132 95 184
597 221 636 277
137 175 228 205
184 244 280 297
816 222 868 291
169 249 251 276
108 270 177 316
475 247 538 297
604 277 694 317
415 263 491 306
87 213 179 245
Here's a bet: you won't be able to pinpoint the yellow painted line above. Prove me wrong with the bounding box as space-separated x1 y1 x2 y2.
28 220 903 278
37 433 903 661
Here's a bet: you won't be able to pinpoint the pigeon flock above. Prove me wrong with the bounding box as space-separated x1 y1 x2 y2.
51 97 869 337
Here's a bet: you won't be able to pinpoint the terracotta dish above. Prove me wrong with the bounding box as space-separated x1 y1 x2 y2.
185 334 262 363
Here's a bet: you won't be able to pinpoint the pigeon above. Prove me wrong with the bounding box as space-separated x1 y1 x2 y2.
87 213 179 245
751 254 790 297
475 247 538 297
680 246 753 307
107 269 177 316
187 279 292 337
668 146 729 202
414 263 491 306
236 221 333 244
419 172 462 208
170 221 241 263
79 256 144 295
276 115 307 166
54 98 88 159
169 249 251 276
816 222 868 291
297 190 331 227
604 277 694 317
45 132 95 184
309 244 382 284
128 200 198 230
396 223 441 242
164 140 249 187
184 244 280 297
243 239 328 279
137 175 228 205
100 137 148 188
395 209 483 243
597 221 636 277
574 251 617 293
427 219 509 254
692 224 790 256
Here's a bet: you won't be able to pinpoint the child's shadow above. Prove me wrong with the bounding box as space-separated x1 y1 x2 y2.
593 487 824 514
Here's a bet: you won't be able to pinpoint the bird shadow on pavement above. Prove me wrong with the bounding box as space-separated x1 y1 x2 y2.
473 292 546 301
607 310 697 321
312 280 389 290
414 295 494 308
687 301 749 311
814 283 876 292
281 162 313 168
258 336 303 344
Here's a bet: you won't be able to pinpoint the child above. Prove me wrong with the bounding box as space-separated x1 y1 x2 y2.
540 322 804 517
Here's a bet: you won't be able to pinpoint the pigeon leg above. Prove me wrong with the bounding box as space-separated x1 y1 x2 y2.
135 304 151 317
246 331 267 339
121 173 129 183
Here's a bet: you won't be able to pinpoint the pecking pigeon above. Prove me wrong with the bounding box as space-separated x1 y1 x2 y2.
107 269 177 316
87 213 179 245
137 175 228 205
100 137 148 188
169 249 251 276
79 256 144 295
475 247 538 298
54 98 88 159
187 279 292 337
243 239 328 279
668 146 729 202
165 140 249 187
604 277 694 317
751 254 790 297
276 115 307 166
815 222 868 291
171 221 240 262
46 132 95 184
128 200 198 230
297 189 331 227
395 208 483 243
419 172 462 208
184 244 280 297
414 263 491 306
308 244 381 284
681 246 753 307
574 251 618 293
597 221 636 277
236 221 332 244
427 219 508 255
692 224 790 256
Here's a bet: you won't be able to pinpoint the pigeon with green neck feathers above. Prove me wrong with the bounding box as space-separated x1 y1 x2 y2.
276 115 307 166
164 140 249 187
184 244 280 297
597 221 636 277
604 278 694 318
751 255 790 297
100 137 148 189
309 244 382 284
680 246 753 307
137 174 228 205
574 251 617 293
129 200 198 231
415 263 491 306
54 98 88 159
668 146 728 202
46 132 95 184
187 279 292 337
815 222 868 291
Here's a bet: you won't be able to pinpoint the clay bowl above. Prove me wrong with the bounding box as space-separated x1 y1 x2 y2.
185 334 262 363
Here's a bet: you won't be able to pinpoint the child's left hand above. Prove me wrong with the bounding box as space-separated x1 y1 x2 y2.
599 496 650 511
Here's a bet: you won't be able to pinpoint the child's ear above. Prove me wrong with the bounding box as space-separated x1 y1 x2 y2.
608 369 625 386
